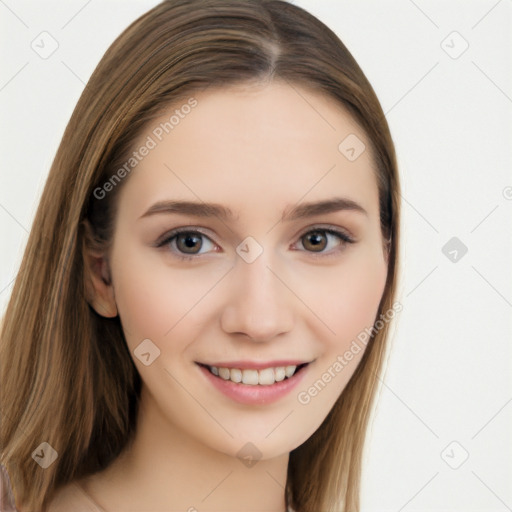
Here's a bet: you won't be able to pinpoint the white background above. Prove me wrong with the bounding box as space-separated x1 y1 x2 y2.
1 1 511 510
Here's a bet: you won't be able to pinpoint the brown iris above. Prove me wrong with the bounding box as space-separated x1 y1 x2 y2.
176 232 203 254
302 231 327 252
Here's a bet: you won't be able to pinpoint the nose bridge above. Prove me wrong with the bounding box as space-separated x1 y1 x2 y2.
220 247 293 341
238 250 277 301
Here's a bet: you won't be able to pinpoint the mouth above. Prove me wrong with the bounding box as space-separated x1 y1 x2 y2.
195 360 312 405
195 361 310 386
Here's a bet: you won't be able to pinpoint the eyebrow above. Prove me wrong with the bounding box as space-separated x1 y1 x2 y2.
138 197 367 222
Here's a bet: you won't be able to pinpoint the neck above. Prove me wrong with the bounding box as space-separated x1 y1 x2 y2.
83 384 289 512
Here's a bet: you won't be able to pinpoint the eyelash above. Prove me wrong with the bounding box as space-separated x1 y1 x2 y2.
156 225 355 261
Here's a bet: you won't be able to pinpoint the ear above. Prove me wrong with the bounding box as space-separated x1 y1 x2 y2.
81 220 118 318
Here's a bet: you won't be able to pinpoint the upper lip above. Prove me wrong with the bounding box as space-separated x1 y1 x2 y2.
197 360 312 370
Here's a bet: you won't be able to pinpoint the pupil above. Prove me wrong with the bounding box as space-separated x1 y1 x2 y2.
305 231 326 251
310 234 321 245
178 233 201 253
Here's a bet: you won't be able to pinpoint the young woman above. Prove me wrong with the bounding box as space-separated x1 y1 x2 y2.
0 1 401 511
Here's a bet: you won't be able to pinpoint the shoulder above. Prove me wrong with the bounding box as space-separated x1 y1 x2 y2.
46 481 101 512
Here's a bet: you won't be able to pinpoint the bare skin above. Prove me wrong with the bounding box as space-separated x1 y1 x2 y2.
51 80 388 512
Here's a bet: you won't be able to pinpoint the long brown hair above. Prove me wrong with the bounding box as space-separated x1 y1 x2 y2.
0 1 400 510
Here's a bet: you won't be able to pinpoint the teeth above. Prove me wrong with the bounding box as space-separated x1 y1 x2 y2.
242 369 259 385
258 368 274 386
285 365 296 378
208 364 299 385
218 367 230 380
230 368 242 383
274 367 286 382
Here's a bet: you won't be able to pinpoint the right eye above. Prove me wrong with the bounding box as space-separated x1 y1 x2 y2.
157 229 219 260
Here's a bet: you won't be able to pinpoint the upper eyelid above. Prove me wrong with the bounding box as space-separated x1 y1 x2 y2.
156 226 215 246
291 224 355 242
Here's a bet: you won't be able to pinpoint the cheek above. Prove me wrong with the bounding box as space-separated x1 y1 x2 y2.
292 249 387 436
297 245 388 343
111 262 173 344
337 251 387 337
110 243 228 348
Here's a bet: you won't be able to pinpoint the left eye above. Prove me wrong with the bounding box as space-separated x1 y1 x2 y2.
295 229 353 254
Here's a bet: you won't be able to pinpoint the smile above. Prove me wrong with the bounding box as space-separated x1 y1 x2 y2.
200 363 309 386
196 361 312 405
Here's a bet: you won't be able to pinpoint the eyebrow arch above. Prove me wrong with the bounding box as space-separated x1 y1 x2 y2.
138 197 367 222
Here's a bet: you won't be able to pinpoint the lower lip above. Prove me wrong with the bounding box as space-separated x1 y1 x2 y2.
197 363 309 405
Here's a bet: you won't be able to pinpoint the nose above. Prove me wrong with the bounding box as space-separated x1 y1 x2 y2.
220 250 294 342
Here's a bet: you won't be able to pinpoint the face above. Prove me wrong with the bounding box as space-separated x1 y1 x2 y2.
96 81 388 460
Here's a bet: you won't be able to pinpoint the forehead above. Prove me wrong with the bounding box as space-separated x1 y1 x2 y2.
118 81 379 222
